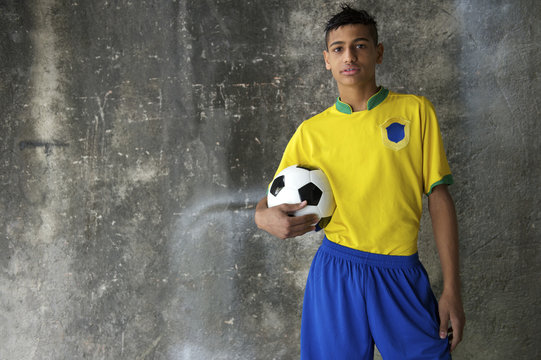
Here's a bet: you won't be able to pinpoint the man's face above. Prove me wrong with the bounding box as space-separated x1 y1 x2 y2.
323 24 384 89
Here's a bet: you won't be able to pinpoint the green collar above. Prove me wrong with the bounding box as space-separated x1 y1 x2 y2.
335 87 389 114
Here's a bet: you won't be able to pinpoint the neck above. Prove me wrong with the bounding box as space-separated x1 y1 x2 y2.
338 83 380 112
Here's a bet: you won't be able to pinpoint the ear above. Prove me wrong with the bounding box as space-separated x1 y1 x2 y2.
376 43 384 64
323 50 332 70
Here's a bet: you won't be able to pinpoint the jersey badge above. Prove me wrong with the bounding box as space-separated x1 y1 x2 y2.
379 117 410 151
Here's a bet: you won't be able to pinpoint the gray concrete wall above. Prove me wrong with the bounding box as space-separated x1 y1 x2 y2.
1 0 539 359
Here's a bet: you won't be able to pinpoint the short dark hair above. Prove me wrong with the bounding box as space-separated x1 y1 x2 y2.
324 4 378 49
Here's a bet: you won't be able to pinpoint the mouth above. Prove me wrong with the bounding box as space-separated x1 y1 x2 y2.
341 67 360 75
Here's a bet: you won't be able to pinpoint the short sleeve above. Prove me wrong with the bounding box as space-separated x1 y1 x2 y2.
422 98 453 195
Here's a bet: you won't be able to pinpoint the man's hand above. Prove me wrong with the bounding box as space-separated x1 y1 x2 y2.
439 289 465 352
255 197 319 239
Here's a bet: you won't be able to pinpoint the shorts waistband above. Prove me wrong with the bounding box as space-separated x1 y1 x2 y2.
321 236 420 268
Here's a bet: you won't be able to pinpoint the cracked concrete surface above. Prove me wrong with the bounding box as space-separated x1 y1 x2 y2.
1 0 540 359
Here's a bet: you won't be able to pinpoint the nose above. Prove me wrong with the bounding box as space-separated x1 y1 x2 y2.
344 46 357 63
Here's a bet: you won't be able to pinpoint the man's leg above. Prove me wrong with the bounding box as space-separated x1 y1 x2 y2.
301 241 375 360
366 262 451 360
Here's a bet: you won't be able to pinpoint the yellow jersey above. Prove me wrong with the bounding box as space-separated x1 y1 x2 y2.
272 87 453 255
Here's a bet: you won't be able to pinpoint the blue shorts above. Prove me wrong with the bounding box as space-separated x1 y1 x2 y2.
301 237 451 360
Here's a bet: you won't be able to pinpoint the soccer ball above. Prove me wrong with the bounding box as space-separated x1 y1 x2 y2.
267 165 336 228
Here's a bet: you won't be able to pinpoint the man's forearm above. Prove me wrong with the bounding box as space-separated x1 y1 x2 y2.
428 185 460 293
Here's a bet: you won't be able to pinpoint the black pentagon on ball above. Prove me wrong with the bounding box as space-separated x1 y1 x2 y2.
318 216 332 228
298 182 322 206
270 175 285 197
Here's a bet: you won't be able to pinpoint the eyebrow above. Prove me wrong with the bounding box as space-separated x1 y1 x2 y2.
328 37 371 48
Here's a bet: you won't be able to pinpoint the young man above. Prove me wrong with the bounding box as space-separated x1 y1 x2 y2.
255 5 465 359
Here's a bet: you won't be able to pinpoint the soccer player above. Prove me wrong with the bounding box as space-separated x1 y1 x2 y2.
255 4 465 359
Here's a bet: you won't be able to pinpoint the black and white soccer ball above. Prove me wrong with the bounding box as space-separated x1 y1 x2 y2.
267 165 336 228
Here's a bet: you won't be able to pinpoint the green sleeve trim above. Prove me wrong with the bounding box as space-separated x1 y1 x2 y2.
427 174 454 195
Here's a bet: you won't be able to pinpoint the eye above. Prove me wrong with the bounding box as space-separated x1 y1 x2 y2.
332 46 343 53
356 43 366 49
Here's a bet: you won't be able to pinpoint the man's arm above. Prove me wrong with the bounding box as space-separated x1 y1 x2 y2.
255 196 319 239
428 184 465 352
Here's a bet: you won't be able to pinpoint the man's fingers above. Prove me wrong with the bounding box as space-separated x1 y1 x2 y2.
278 200 308 214
286 214 319 232
439 308 449 339
278 202 319 226
258 197 320 239
444 317 464 352
449 316 464 352
292 215 319 228
446 326 454 348
437 292 465 352
288 212 319 224
261 201 319 239
287 224 316 238
278 211 319 238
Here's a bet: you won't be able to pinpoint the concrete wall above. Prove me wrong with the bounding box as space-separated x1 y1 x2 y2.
1 0 539 359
